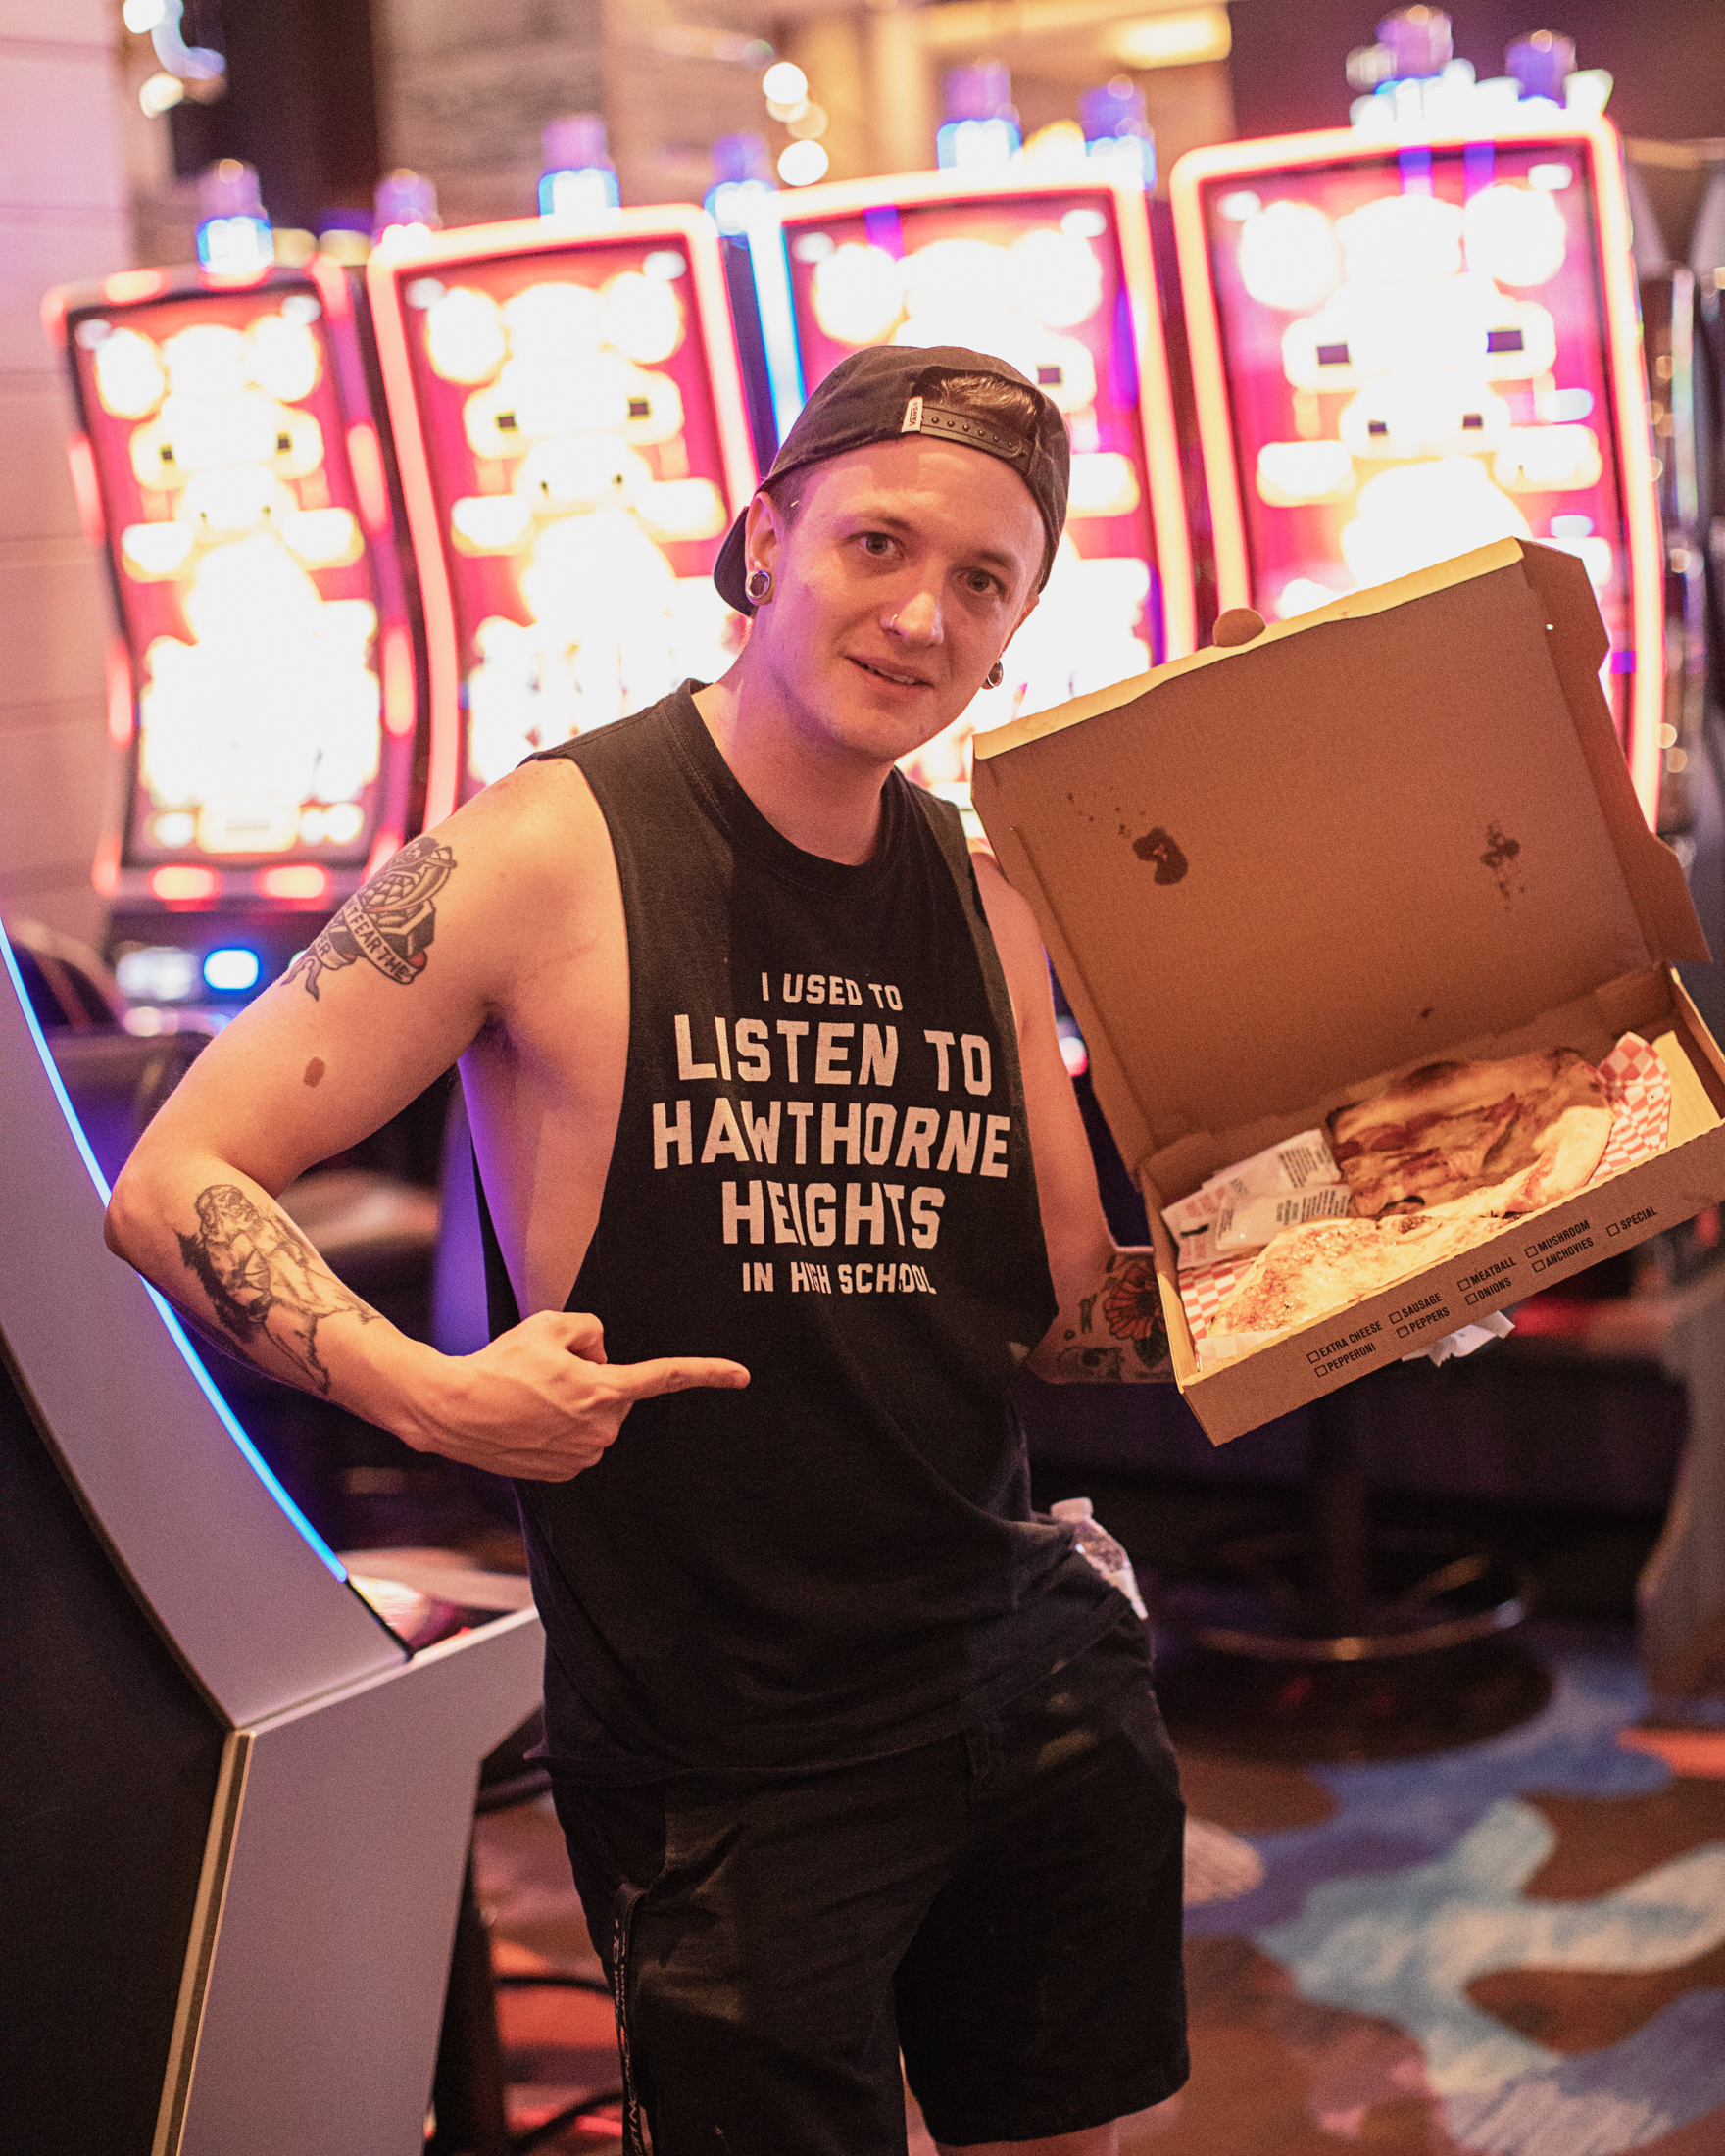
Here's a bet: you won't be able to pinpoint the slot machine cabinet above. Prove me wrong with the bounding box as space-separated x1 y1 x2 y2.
0 922 541 2156
366 206 757 825
768 168 1198 808
43 258 427 1015
1170 115 1665 824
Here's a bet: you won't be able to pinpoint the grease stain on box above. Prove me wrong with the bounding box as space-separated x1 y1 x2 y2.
1482 822 1525 903
1133 827 1189 884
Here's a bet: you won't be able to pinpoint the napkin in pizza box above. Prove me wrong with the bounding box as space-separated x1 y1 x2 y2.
1163 1126 1345 1271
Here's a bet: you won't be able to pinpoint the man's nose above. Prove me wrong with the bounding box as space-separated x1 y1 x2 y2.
885 583 944 645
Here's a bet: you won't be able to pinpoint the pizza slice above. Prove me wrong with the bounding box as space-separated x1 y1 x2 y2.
1328 1050 1610 1220
1208 1199 1495 1340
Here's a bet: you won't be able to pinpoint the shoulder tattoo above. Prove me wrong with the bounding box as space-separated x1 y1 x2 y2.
285 833 457 1001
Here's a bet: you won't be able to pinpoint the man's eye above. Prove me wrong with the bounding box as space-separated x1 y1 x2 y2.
860 533 893 556
965 571 999 596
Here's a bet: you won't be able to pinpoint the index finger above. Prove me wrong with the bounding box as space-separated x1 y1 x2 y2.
611 1356 751 1401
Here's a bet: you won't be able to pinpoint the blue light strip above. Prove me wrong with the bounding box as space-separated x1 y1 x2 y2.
747 211 806 446
1 924 348 1582
3 925 114 1204
145 1287 349 1580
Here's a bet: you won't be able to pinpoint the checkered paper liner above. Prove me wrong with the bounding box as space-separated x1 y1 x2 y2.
1179 1034 1671 1361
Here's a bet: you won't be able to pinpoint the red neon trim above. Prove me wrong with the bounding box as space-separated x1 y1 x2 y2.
65 435 107 549
1168 152 1256 613
90 827 120 898
368 203 758 827
258 863 330 901
104 269 167 303
1585 119 1665 826
308 251 353 320
685 220 761 511
771 167 1197 660
106 639 133 749
366 827 403 878
381 623 416 738
39 285 71 353
347 420 390 535
1109 180 1196 658
152 865 218 902
366 247 464 830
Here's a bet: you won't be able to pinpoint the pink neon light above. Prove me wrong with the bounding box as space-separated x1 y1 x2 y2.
104 270 166 303
347 420 390 534
106 639 133 749
258 864 330 901
381 623 416 737
39 286 70 354
309 252 353 320
90 830 120 897
366 828 403 878
152 865 218 902
65 435 105 548
367 251 462 831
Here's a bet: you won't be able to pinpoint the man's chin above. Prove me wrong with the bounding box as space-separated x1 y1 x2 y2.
830 671 964 759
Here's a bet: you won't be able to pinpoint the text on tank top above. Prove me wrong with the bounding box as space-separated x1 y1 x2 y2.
478 687 1116 1779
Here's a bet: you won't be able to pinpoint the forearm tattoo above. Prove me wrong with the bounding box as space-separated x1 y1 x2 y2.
176 1183 378 1395
285 833 456 1001
1049 1250 1170 1382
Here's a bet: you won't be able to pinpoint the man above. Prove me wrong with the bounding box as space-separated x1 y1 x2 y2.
107 344 1187 2154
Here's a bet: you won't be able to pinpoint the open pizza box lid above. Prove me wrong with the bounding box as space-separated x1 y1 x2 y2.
971 538 1723 1441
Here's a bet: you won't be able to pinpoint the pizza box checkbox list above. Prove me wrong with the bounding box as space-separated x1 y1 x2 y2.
973 538 1725 1444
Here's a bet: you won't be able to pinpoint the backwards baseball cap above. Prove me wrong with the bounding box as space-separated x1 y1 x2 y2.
714 343 1070 616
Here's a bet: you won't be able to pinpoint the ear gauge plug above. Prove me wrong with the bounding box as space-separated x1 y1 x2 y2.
985 660 1005 689
745 567 773 606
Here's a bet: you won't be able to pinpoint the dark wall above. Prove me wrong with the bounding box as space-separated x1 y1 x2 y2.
172 0 382 228
1228 0 1725 145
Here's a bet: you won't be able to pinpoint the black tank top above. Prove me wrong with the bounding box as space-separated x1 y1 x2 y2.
480 686 1118 1779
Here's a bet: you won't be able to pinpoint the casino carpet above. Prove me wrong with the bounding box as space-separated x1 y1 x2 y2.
472 1625 1725 2152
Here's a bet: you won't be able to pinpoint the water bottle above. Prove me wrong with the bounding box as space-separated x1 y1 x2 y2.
1050 1496 1148 1619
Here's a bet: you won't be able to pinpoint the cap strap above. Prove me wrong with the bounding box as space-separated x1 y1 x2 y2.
899 397 1029 462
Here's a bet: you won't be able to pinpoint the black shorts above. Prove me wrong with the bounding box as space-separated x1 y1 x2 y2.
550 1614 1189 2153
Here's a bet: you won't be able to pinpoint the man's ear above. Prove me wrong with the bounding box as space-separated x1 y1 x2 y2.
742 489 785 580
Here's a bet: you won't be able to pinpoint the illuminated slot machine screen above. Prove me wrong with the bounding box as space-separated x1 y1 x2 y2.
772 171 1196 803
47 262 421 958
367 208 757 823
1171 119 1664 821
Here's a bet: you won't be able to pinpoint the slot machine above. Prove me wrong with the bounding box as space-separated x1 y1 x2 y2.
365 203 757 824
0 919 541 2155
1170 107 1664 821
44 166 425 1018
765 166 1197 808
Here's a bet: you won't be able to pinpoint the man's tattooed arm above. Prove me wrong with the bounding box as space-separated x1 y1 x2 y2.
1029 1249 1174 1384
175 1182 381 1396
285 833 457 1002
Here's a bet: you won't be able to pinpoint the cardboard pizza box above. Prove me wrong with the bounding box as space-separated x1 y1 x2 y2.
971 537 1725 1443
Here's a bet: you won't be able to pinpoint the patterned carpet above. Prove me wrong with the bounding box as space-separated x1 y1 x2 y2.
473 1629 1725 2153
